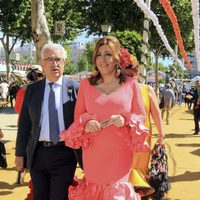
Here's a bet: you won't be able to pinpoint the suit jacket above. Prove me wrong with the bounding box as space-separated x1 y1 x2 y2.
15 76 79 169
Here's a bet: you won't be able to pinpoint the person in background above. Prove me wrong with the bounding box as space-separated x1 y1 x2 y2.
0 79 9 102
60 36 148 199
161 83 175 125
15 43 80 200
15 65 44 116
192 79 200 135
121 49 165 199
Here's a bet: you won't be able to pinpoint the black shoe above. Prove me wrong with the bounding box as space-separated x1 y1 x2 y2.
193 132 199 135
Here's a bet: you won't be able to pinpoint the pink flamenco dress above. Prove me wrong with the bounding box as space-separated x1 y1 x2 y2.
60 77 149 200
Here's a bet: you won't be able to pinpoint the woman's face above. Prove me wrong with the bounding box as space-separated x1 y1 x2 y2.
95 44 117 76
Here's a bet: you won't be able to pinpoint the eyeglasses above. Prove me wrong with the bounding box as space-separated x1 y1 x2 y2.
44 57 64 64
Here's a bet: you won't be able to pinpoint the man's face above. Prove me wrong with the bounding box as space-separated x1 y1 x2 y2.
196 80 200 88
41 49 65 82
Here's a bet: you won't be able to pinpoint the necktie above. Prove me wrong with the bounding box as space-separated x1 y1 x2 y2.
48 83 60 144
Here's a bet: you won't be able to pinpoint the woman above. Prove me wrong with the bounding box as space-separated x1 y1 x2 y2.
121 50 165 198
60 36 148 200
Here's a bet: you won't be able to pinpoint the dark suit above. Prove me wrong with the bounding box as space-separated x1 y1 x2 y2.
15 76 82 200
193 89 200 134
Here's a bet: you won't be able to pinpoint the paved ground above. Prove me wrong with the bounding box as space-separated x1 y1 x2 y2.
0 104 199 200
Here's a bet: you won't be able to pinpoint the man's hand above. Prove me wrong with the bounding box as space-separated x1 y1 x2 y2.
15 156 24 172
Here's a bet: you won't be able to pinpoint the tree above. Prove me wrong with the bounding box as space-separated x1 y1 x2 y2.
31 0 51 63
0 0 31 79
110 30 143 61
149 0 194 95
77 41 95 72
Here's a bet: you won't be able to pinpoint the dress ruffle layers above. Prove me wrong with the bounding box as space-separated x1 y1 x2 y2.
60 78 149 200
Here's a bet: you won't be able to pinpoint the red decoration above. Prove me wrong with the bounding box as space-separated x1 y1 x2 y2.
160 0 192 71
119 48 131 68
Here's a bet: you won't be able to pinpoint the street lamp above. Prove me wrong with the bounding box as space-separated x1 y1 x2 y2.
100 24 112 35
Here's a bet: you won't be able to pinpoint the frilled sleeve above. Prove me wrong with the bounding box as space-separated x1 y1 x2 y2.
60 79 97 149
120 79 149 152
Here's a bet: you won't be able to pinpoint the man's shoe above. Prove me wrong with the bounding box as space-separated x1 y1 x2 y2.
193 132 199 135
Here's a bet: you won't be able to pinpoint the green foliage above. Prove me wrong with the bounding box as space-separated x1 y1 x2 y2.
77 41 95 72
63 44 75 75
149 0 194 57
84 0 144 35
45 0 87 42
110 30 143 61
0 0 31 42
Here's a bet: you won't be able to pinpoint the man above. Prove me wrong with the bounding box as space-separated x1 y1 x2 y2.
192 79 200 135
15 43 80 200
161 83 175 125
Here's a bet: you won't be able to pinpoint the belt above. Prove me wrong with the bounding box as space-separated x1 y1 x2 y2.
38 141 65 147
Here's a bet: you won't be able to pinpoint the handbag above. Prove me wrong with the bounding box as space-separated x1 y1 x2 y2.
0 141 7 168
146 143 170 199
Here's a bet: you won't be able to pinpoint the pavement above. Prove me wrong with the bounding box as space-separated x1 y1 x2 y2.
0 104 199 200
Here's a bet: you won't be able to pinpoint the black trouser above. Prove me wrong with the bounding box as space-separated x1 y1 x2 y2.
30 144 77 200
194 109 200 133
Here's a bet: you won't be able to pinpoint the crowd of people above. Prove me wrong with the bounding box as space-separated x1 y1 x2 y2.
0 36 199 200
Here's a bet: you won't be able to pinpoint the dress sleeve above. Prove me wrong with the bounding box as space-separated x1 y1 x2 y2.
131 78 146 124
60 79 97 149
120 79 149 152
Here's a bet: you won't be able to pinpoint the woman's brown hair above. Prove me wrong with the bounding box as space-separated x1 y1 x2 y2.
89 36 126 85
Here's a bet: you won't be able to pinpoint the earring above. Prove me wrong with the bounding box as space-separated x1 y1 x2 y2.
92 69 99 76
115 64 121 77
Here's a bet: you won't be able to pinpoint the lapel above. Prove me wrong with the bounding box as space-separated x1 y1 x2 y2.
35 79 45 128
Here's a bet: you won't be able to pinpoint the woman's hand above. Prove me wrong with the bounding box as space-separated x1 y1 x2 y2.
85 120 101 133
157 135 165 145
107 115 126 127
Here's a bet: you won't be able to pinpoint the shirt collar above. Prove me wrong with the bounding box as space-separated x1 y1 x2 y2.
46 76 63 86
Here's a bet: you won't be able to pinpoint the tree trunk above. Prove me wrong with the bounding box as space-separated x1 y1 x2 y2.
0 34 18 80
31 0 51 64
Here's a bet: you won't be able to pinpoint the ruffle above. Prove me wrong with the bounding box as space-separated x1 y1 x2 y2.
68 178 141 200
60 113 97 149
121 112 150 152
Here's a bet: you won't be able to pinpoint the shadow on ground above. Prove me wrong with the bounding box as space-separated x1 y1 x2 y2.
169 171 200 183
152 133 196 139
0 107 16 114
0 181 28 190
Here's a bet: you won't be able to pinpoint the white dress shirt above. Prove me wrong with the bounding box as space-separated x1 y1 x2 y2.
39 76 65 142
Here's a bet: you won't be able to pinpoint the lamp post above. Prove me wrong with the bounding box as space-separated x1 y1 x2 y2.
100 24 112 36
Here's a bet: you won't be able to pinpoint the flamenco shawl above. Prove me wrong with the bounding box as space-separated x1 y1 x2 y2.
133 0 185 70
146 143 170 199
159 0 192 71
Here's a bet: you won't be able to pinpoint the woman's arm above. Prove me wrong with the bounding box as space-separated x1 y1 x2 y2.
148 86 165 144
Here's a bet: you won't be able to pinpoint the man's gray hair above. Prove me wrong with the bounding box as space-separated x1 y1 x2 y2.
41 43 67 60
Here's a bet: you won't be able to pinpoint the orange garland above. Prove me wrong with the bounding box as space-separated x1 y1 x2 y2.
160 0 192 71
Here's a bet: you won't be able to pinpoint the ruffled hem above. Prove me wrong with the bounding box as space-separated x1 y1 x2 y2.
68 178 141 200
